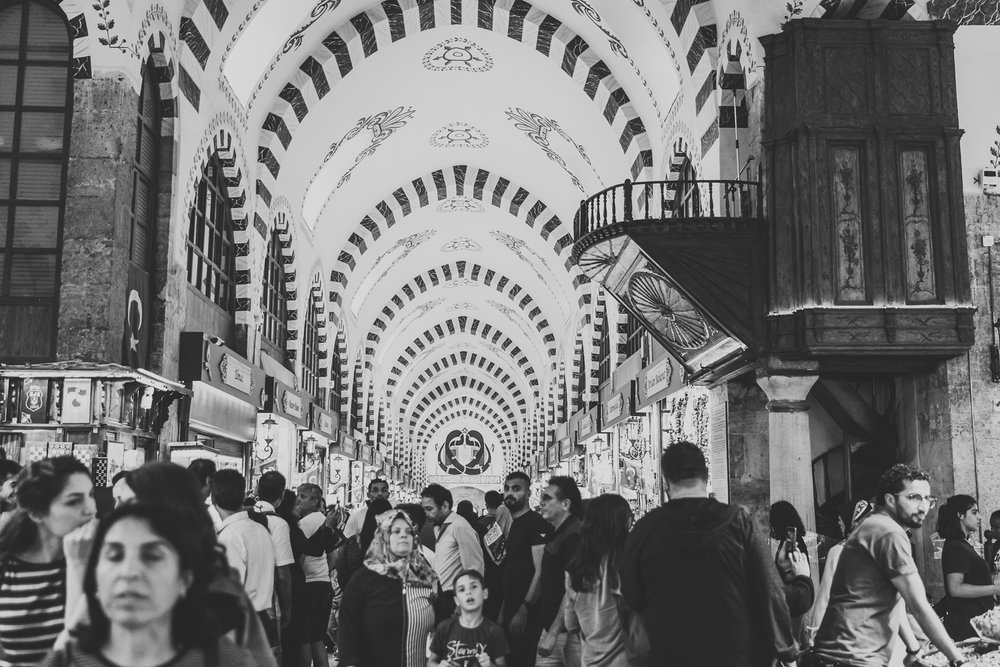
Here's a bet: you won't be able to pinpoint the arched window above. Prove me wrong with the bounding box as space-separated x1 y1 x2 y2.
301 302 321 403
624 312 644 357
186 155 234 312
124 61 161 367
0 0 73 360
329 334 342 413
261 229 287 359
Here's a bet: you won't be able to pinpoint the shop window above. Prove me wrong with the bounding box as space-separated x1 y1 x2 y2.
0 0 72 357
186 155 235 313
624 312 644 358
598 313 611 385
301 303 321 403
261 229 288 360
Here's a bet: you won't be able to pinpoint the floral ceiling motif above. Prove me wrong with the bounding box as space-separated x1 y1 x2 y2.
442 237 483 252
448 301 479 311
430 123 490 149
490 230 548 282
504 107 601 193
444 278 479 288
422 37 494 72
437 197 484 213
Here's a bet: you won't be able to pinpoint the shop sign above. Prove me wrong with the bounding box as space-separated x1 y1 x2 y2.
310 405 338 439
558 437 574 461
603 383 634 430
179 333 265 408
637 356 681 408
264 377 310 429
61 379 92 424
339 433 357 459
579 413 594 439
20 378 49 424
361 444 374 465
546 444 558 468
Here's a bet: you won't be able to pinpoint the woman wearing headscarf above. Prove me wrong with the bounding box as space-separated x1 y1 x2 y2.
338 509 438 667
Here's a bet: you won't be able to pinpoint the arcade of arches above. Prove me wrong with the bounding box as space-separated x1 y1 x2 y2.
2 0 1000 593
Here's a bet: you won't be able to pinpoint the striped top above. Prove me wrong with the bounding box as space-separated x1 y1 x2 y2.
0 557 66 667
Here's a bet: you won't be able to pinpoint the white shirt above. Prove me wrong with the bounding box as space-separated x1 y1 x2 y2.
433 512 485 591
216 510 276 612
298 511 330 583
344 506 368 539
254 500 294 568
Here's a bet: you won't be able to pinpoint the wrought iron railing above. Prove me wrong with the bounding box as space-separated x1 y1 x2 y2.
574 177 764 240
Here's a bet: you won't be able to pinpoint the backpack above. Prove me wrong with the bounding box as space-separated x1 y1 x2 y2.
336 534 365 588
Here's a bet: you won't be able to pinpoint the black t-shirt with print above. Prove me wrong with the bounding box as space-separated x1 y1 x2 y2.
500 510 550 614
430 617 510 667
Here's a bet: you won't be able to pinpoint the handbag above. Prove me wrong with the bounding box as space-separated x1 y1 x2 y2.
614 594 651 663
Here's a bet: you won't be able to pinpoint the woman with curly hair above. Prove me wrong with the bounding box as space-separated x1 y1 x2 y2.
338 508 437 666
564 493 636 667
0 456 95 666
937 494 999 640
40 502 253 666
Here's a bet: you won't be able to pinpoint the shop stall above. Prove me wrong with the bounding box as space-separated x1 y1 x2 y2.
179 332 264 475
636 354 684 506
1 362 189 484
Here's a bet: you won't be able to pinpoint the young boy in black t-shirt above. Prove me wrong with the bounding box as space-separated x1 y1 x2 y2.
429 569 509 667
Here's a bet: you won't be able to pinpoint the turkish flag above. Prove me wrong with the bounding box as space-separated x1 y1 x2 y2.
122 265 150 368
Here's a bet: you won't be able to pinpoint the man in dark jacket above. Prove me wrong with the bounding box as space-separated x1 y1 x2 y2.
621 441 800 667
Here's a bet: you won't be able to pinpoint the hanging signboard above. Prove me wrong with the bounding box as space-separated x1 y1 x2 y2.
338 432 357 459
264 377 310 429
361 444 374 465
61 379 92 423
179 333 265 408
546 443 558 468
558 436 574 461
637 355 683 409
310 405 338 440
19 378 49 424
578 405 601 442
603 382 635 431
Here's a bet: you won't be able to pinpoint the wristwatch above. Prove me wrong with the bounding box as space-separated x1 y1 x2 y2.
949 659 967 666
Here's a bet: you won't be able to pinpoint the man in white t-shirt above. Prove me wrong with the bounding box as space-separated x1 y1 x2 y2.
343 477 391 538
254 471 295 635
295 483 332 667
212 469 277 640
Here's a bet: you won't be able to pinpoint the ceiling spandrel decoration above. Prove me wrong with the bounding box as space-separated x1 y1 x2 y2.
505 107 603 193
444 278 479 288
448 301 478 311
437 197 484 213
422 37 494 72
430 123 490 148
304 106 417 228
442 238 483 252
351 231 437 316
490 230 549 282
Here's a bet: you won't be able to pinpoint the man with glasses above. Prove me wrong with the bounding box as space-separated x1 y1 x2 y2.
812 464 967 667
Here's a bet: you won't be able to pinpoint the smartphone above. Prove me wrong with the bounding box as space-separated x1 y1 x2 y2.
785 527 798 553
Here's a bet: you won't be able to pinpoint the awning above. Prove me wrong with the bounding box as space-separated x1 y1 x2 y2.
603 382 635 430
0 361 190 395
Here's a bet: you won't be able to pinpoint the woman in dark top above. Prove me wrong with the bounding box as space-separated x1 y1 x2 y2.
938 494 998 640
338 509 437 666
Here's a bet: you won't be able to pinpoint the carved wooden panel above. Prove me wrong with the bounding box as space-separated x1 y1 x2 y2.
824 48 868 114
888 49 932 115
831 146 867 303
898 149 937 303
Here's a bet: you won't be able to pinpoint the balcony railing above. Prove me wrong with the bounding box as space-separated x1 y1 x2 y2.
574 177 764 240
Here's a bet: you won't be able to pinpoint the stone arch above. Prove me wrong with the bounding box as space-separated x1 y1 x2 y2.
388 316 540 389
326 165 586 326
256 0 655 191
411 378 520 436
400 352 529 413
364 260 558 364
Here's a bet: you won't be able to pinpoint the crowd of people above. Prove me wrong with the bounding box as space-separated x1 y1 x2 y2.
0 443 996 666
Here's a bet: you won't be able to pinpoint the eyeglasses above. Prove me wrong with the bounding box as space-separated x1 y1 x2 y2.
897 493 937 508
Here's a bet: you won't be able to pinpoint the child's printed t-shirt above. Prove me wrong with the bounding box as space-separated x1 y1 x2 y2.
430 617 509 667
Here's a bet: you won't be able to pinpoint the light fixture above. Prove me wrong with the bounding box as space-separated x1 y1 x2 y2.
623 417 646 460
254 415 278 461
299 433 320 471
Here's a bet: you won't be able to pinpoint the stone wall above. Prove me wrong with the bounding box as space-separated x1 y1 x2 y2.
57 74 138 363
724 375 771 532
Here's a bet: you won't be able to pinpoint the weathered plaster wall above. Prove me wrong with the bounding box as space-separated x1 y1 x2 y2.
724 376 771 531
58 74 138 363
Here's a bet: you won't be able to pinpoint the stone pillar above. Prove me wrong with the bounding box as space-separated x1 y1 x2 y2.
755 358 819 532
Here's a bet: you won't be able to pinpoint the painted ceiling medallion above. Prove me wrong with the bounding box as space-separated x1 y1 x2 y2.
430 123 489 149
442 237 483 252
627 271 711 350
488 300 515 317
423 38 493 72
375 230 436 265
438 197 484 213
416 298 445 315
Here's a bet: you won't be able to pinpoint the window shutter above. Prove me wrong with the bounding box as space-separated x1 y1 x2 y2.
708 393 729 503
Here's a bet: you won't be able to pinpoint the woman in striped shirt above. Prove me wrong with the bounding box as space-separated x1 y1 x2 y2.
0 457 95 667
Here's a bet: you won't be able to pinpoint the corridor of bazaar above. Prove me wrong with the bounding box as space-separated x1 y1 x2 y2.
3 0 1000 664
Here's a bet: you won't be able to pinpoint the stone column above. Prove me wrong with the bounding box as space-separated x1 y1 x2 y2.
755 358 819 532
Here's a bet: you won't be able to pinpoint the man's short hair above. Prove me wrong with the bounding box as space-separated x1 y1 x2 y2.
368 478 389 492
0 459 22 480
453 568 486 590
110 470 129 487
257 471 286 503
420 483 453 509
395 503 427 532
187 458 216 487
548 476 583 517
660 441 708 484
484 490 503 509
875 464 930 507
504 471 530 486
297 483 322 502
211 469 246 512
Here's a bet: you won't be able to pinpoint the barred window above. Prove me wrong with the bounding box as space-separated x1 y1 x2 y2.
329 335 342 414
301 303 321 403
598 312 611 385
186 156 234 312
575 345 586 412
624 312 644 358
0 1 72 341
261 229 287 354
